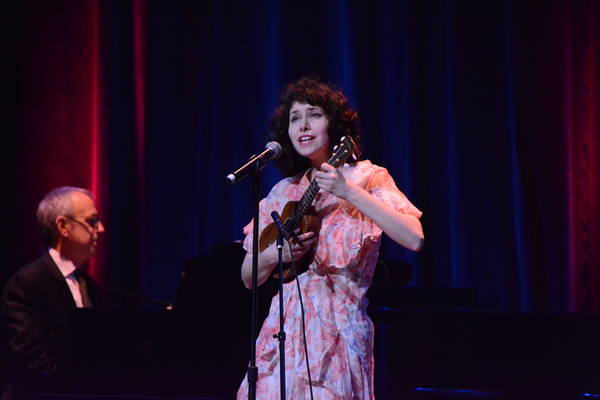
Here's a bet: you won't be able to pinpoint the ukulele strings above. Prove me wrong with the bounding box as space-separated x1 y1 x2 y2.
286 144 343 234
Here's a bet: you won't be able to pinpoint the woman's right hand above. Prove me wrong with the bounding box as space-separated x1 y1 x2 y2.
282 230 317 263
241 230 317 288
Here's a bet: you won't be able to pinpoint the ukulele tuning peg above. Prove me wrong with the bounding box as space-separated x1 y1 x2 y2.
333 145 339 151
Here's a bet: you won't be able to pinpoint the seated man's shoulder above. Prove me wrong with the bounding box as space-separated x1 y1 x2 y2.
5 255 52 289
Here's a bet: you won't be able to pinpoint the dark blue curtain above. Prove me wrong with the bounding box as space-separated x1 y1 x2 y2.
137 0 581 312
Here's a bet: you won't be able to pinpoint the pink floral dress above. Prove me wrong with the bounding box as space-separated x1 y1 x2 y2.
237 161 422 400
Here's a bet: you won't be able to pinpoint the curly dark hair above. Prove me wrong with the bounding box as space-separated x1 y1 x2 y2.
269 77 362 177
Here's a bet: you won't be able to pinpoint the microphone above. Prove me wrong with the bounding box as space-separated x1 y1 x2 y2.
270 211 291 241
226 141 282 184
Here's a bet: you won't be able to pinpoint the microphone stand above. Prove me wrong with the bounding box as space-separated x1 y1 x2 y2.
247 171 261 400
270 211 291 400
275 233 287 400
229 148 281 399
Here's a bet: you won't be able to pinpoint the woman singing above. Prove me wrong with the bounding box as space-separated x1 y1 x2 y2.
238 77 424 400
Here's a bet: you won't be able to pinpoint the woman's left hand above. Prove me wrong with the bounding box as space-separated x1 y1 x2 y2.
316 162 424 252
315 163 356 200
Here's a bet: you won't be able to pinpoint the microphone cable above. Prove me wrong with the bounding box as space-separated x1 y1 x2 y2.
285 240 315 400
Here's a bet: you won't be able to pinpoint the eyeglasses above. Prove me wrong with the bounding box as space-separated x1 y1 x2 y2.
66 215 101 229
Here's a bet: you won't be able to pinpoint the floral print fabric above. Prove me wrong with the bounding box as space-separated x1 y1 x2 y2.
237 160 422 400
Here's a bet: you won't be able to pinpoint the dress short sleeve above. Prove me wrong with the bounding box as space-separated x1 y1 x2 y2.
366 167 422 219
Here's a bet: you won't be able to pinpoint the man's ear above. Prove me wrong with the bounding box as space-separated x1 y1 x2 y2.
55 216 69 238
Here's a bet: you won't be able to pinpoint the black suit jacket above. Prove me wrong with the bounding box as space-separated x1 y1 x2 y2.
1 251 101 374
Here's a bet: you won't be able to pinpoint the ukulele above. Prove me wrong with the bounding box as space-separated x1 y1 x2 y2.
259 136 357 283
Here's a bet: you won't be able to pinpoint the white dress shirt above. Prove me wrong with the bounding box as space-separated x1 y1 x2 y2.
48 248 87 308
